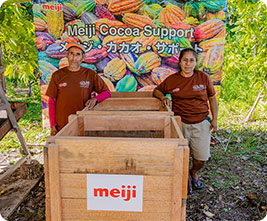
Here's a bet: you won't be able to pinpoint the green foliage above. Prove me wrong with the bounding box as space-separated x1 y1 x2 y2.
0 81 49 152
0 0 38 84
221 0 267 104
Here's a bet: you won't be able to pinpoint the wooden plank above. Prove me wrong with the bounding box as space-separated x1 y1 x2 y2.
164 117 171 138
61 199 171 220
84 130 164 138
60 174 172 201
171 146 184 221
177 139 188 146
0 178 40 219
182 146 190 200
181 199 187 221
174 116 182 132
171 116 184 139
44 147 50 197
0 102 27 141
55 139 179 176
83 115 166 131
48 144 62 221
111 91 152 98
77 116 84 136
56 116 78 137
92 98 161 111
77 111 173 116
62 213 170 221
43 146 51 221
0 110 7 118
46 197 51 221
68 114 76 123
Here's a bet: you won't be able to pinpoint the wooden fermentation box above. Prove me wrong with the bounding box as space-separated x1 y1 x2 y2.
45 93 189 220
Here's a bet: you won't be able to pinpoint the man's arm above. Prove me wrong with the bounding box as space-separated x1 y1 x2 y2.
208 95 218 133
153 89 172 108
85 90 111 109
48 97 58 136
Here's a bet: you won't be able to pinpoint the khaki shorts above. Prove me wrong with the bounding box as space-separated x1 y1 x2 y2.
181 119 211 161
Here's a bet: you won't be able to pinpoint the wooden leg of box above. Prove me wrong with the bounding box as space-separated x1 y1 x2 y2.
78 116 84 136
171 147 183 220
181 146 190 221
182 146 190 199
45 197 51 221
48 144 62 221
44 146 51 221
181 199 187 221
164 117 171 138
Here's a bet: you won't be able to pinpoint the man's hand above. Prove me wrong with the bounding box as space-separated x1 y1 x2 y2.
51 126 58 136
210 119 217 133
85 97 98 109
161 97 172 108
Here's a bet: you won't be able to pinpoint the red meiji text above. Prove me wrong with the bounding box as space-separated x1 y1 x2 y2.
94 185 137 202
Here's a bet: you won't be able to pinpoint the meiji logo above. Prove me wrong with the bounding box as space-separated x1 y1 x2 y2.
59 82 67 87
87 174 143 211
193 84 205 91
42 3 62 12
94 185 136 201
172 88 180 93
80 81 90 88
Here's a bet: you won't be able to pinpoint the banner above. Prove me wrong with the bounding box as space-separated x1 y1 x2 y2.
32 0 227 128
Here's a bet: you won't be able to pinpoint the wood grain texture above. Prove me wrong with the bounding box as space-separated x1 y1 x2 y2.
77 111 173 116
56 116 79 137
171 117 184 139
111 92 153 98
48 144 62 221
164 117 171 138
83 115 166 131
44 146 51 221
60 174 173 201
182 146 190 200
93 98 161 111
56 139 178 176
0 102 27 140
77 116 84 136
61 199 171 220
171 146 184 220
84 130 164 138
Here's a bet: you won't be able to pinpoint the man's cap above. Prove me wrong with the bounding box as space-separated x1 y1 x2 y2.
66 43 85 53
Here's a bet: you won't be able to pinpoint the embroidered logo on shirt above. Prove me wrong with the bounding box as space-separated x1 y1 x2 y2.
193 84 205 91
80 81 90 88
172 88 180 93
59 82 67 87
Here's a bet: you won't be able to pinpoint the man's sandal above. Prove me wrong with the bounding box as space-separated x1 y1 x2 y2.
190 177 204 189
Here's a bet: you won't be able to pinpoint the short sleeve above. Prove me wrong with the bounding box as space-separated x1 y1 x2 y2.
206 75 216 97
155 78 169 95
46 73 58 98
92 71 109 93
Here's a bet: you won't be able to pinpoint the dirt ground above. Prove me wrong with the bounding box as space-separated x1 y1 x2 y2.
1 129 266 221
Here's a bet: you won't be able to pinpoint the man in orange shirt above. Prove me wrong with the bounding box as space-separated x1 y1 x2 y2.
46 43 111 135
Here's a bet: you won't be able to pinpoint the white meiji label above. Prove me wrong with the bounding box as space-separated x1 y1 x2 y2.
87 174 143 212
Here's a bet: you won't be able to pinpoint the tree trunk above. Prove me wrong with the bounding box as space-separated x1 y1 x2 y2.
0 44 6 91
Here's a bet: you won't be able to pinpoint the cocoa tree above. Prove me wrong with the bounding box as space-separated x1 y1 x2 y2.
221 0 267 104
0 0 38 85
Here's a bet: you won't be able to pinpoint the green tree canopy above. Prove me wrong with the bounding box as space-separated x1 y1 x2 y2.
221 0 267 103
0 0 38 84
